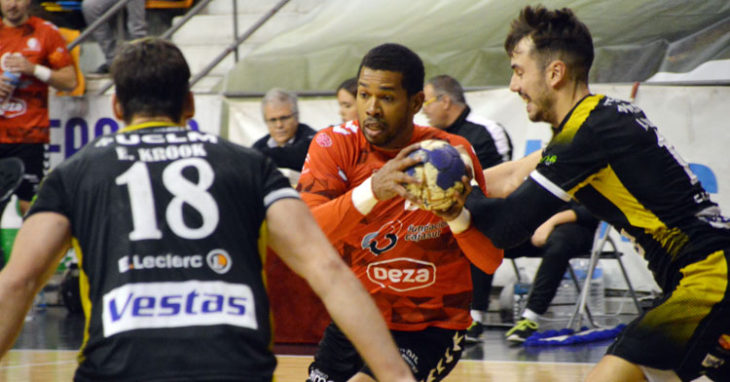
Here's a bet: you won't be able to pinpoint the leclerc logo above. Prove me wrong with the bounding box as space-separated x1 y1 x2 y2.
366 257 436 292
102 280 257 338
207 249 232 274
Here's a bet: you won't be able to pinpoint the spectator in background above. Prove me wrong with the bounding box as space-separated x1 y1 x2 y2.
336 77 358 123
0 0 77 218
82 0 147 75
422 74 512 342
253 88 316 171
503 201 599 343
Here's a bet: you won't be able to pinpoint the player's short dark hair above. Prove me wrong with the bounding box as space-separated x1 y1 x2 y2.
336 77 358 97
111 38 191 123
426 74 466 104
505 6 594 83
357 43 424 96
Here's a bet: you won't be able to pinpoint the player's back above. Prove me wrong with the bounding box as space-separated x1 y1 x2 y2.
35 124 289 381
539 95 730 289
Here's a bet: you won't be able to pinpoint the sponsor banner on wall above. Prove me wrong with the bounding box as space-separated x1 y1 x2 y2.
46 94 223 169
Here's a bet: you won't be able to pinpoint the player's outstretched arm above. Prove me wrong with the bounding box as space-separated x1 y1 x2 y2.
3 55 77 92
267 198 415 382
0 212 71 358
483 150 542 198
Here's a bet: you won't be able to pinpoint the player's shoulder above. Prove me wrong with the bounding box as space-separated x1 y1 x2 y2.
585 94 651 133
464 113 501 130
310 120 361 152
28 17 61 32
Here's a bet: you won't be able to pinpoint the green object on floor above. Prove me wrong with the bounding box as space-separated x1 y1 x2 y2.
1 227 18 265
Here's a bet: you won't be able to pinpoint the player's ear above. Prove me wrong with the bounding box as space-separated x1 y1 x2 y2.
546 60 566 88
111 94 124 121
411 90 425 114
180 91 195 124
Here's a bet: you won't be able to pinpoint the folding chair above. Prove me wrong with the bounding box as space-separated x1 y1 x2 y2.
566 223 643 330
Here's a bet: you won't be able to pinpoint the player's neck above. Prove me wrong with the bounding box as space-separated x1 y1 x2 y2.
128 116 180 126
554 82 590 126
2 16 29 28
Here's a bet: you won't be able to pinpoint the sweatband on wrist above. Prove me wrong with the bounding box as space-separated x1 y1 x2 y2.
351 177 378 215
33 65 51 82
447 207 472 234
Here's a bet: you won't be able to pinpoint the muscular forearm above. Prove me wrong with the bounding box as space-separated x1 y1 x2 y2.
46 65 77 92
452 220 504 273
465 178 565 249
483 150 541 198
0 213 70 358
0 273 38 357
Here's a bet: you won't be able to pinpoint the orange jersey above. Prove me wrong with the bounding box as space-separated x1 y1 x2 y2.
0 17 73 143
297 121 503 331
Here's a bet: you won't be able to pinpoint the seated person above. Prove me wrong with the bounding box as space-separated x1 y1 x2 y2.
336 77 358 123
504 201 599 343
464 201 598 343
253 88 316 171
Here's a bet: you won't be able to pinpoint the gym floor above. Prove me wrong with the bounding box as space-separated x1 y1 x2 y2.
3 302 638 381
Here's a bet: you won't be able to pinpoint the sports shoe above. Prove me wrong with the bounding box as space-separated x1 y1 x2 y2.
505 317 538 343
465 321 484 343
0 157 24 202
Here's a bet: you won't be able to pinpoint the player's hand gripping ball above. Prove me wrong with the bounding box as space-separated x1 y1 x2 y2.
405 140 467 211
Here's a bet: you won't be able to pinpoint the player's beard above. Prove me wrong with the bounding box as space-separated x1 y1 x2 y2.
525 81 556 125
361 116 412 150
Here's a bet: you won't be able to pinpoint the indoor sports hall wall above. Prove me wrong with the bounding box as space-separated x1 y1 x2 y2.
1 85 725 293
225 84 730 292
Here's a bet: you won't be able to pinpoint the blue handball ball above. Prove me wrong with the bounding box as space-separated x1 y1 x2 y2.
405 139 467 210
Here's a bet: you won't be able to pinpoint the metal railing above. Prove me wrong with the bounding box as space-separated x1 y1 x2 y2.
67 0 292 95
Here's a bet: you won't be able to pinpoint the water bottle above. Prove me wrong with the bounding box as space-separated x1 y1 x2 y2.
571 258 605 315
1 71 20 116
588 261 606 315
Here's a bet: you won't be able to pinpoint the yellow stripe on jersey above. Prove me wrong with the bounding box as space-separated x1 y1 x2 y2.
569 165 689 258
73 237 92 364
553 94 604 145
257 221 275 352
641 249 728 345
118 121 181 134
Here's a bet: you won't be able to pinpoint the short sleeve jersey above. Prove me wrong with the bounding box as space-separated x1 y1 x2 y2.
297 121 499 332
531 94 730 289
0 17 73 143
28 124 298 381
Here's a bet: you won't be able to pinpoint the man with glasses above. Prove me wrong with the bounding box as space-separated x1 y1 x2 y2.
253 88 317 171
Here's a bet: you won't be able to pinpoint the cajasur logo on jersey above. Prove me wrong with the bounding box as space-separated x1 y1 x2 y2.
361 220 403 255
102 280 257 337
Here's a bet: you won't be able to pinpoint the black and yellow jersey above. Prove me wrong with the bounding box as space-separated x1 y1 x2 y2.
28 123 299 381
532 94 730 289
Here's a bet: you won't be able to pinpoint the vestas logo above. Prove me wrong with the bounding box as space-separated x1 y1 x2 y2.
102 280 257 338
366 257 436 292
361 220 403 256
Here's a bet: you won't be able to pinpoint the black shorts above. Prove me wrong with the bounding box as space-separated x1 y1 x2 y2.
308 322 464 382
0 143 47 201
608 247 730 381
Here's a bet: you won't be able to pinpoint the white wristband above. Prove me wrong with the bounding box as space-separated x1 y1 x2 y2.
446 208 472 234
351 177 378 215
33 65 52 83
